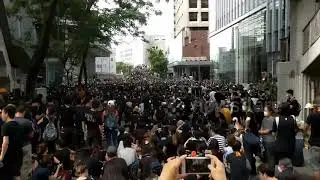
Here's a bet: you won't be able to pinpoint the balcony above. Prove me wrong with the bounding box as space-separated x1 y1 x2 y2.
303 9 320 54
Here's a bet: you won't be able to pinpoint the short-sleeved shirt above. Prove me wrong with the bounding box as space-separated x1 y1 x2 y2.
306 112 320 147
15 117 33 146
226 153 249 180
272 116 296 153
2 120 23 155
84 109 102 136
32 167 51 180
261 117 275 143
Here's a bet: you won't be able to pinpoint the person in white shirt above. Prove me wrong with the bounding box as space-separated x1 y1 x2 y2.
117 134 137 166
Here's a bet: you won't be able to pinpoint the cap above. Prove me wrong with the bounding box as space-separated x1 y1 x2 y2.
108 100 115 107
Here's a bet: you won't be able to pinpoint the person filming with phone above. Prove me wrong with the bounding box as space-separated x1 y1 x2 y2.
159 155 227 180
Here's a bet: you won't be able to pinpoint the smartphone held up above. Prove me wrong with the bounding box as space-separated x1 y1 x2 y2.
181 157 211 175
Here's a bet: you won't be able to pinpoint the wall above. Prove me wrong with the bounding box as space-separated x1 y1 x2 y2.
168 32 183 62
277 0 319 120
174 0 188 36
0 29 13 89
182 30 209 58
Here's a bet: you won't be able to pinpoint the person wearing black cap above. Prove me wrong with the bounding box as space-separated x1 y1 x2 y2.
286 89 301 117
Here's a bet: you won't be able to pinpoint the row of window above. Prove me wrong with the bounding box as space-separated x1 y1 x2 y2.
189 0 208 8
215 0 266 30
189 12 208 21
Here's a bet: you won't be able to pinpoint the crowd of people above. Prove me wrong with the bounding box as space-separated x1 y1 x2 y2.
0 75 319 180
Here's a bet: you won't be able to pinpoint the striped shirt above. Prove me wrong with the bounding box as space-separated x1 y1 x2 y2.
208 134 226 152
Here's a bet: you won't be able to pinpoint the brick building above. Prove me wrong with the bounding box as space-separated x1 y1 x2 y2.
169 0 212 80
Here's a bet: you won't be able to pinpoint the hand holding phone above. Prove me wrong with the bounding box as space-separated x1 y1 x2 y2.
206 154 227 180
159 155 187 180
181 157 211 175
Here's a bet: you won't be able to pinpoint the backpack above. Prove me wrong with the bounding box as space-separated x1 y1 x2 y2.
43 120 57 141
105 113 117 129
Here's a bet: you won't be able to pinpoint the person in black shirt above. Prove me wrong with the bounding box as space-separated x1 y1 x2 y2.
306 103 320 147
286 89 301 117
226 140 250 180
273 102 297 163
305 101 320 177
83 99 103 147
60 96 77 149
15 105 33 180
0 105 24 180
54 140 72 171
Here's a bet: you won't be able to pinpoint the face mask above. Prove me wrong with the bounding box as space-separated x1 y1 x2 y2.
278 166 283 173
242 106 246 111
263 111 269 117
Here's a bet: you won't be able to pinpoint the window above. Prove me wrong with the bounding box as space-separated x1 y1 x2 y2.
189 0 197 8
201 12 208 21
201 0 208 8
189 12 198 21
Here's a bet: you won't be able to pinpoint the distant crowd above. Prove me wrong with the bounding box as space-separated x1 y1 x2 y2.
0 77 319 180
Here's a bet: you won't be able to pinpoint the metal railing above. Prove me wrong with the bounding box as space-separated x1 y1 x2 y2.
303 9 320 54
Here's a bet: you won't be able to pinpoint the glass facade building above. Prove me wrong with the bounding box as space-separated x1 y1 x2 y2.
210 0 290 83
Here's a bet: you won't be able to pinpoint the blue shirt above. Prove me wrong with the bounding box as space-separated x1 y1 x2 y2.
32 167 51 180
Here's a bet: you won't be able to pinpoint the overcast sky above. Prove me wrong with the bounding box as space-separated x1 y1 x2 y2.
97 0 174 65
97 0 173 42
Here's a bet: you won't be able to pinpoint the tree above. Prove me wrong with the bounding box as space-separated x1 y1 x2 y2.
5 0 155 95
116 62 133 74
147 46 168 78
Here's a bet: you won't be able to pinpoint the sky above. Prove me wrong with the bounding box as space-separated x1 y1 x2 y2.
97 0 174 65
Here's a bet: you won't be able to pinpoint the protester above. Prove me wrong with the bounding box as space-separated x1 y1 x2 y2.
104 100 119 147
15 104 33 180
32 154 63 180
103 146 128 180
207 126 226 152
117 134 137 166
273 102 297 163
257 163 277 180
83 99 103 147
306 99 320 179
276 158 298 180
286 89 301 117
259 105 275 168
0 105 24 180
225 140 250 180
0 73 303 180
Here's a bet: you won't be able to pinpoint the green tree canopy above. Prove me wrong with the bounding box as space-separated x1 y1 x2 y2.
116 61 133 74
4 0 156 94
147 46 168 78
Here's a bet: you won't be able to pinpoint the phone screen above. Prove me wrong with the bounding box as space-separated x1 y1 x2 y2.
184 158 211 174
